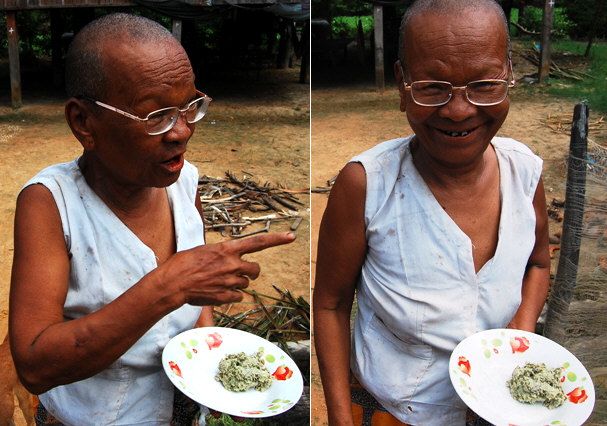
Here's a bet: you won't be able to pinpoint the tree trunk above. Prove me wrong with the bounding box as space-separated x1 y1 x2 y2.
6 11 21 108
51 10 64 89
538 0 554 83
373 5 384 93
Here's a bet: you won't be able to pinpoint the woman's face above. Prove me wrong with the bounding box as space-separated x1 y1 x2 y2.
399 9 511 169
87 38 198 189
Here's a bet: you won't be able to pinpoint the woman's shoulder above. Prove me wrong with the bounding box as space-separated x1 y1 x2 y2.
492 137 541 161
350 136 413 169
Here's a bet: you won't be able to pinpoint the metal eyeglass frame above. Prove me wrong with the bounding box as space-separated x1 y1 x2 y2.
82 89 212 135
400 61 516 107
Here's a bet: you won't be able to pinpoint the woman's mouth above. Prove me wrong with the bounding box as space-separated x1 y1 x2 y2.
437 126 479 138
160 153 184 173
441 129 470 137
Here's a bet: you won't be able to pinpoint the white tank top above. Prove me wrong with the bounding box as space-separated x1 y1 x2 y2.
23 159 204 425
350 136 542 425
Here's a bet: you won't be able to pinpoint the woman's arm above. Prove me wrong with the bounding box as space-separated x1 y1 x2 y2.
508 177 551 332
313 162 368 426
10 185 293 394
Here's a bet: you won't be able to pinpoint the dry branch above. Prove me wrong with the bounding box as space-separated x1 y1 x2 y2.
213 286 310 353
199 172 305 237
520 49 594 81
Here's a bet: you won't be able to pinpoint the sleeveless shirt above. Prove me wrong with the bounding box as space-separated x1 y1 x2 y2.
23 159 204 426
350 136 542 425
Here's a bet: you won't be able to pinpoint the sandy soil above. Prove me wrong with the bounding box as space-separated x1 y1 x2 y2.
310 76 607 424
0 67 309 424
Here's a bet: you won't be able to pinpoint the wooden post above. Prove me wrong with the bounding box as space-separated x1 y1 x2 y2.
299 20 309 84
6 12 22 108
51 10 64 89
373 5 384 92
544 103 589 344
172 19 182 42
277 21 293 69
356 18 365 65
538 0 554 83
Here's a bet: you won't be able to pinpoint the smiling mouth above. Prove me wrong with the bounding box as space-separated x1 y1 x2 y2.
438 127 478 138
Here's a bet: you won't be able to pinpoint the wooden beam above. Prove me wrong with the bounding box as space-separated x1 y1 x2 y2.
373 4 384 92
6 11 21 108
0 0 136 10
539 0 554 83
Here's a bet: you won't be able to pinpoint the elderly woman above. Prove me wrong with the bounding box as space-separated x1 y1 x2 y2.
9 13 294 425
313 0 550 425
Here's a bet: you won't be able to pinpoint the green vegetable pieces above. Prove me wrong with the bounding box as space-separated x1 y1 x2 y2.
215 350 273 392
507 362 566 409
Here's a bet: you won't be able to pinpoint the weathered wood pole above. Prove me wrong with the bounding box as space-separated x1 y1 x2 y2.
172 19 182 42
277 22 293 69
538 0 554 82
373 4 384 93
299 20 309 84
6 12 22 108
356 18 365 65
544 103 589 344
51 10 64 89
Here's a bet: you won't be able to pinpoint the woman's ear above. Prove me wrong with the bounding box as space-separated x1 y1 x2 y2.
65 98 95 151
394 60 407 112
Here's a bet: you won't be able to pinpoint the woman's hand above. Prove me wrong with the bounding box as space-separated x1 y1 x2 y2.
157 232 296 307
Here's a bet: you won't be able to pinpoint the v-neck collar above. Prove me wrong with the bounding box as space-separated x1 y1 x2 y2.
405 141 506 278
72 160 181 267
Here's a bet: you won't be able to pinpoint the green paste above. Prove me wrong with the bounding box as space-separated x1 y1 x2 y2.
215 350 273 392
507 362 566 409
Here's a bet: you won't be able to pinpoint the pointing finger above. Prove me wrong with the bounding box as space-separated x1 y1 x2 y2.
229 232 296 255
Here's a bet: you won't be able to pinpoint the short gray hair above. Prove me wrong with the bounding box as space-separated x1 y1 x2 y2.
65 13 177 99
398 0 511 67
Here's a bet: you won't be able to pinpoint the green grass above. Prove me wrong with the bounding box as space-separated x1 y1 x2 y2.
546 40 607 113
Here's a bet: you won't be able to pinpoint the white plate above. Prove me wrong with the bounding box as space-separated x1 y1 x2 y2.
162 327 303 418
449 329 595 426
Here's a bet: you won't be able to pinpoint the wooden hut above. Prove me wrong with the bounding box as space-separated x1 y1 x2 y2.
2 0 309 107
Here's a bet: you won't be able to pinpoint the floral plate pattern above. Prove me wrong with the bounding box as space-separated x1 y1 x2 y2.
162 327 303 418
449 329 595 426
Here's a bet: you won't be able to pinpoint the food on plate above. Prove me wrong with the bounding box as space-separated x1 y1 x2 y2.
507 362 566 409
215 350 273 392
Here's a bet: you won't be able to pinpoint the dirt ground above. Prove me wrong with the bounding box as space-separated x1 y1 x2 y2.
0 67 309 424
310 73 607 424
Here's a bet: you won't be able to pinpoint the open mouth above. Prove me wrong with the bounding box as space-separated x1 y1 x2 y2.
160 153 184 172
162 154 183 166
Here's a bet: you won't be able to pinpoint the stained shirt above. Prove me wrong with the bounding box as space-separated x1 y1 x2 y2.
350 136 542 425
23 159 204 426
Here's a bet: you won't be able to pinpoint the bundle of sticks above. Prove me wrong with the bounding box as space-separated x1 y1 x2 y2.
540 113 605 137
520 49 594 81
199 171 305 238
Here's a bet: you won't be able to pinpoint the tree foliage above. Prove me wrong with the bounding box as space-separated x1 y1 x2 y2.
562 0 607 40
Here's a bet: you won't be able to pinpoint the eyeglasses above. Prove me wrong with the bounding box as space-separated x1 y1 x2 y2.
401 62 515 107
83 90 212 135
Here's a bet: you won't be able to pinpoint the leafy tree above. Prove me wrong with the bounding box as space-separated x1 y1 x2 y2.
563 0 607 56
311 0 372 20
